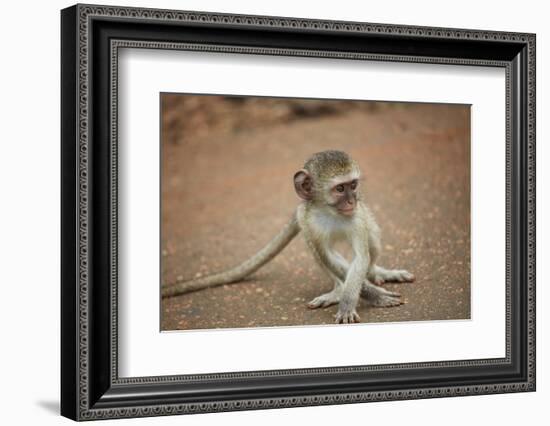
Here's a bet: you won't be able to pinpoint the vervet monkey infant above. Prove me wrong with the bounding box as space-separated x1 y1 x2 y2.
163 150 414 324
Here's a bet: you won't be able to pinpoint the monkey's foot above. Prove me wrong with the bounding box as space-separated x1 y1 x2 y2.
335 308 360 324
307 290 340 309
361 284 403 308
369 268 415 285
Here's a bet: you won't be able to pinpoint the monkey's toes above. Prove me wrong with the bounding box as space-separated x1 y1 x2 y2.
399 271 415 283
366 294 403 308
373 277 385 286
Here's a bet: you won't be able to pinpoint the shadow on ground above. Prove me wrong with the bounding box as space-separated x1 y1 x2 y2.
36 400 59 416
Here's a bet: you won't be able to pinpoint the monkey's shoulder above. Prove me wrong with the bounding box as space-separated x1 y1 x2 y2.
359 203 380 227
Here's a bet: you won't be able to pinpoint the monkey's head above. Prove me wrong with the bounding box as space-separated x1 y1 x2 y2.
294 150 361 217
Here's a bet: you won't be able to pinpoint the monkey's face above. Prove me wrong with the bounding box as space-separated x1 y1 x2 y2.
328 178 359 216
294 167 360 217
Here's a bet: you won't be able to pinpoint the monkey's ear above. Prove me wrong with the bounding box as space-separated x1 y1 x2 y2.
294 169 313 200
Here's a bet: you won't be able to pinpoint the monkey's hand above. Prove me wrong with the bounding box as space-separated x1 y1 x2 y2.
335 307 360 324
361 282 403 307
335 296 361 324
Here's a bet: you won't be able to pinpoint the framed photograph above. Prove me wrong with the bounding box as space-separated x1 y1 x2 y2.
61 4 536 421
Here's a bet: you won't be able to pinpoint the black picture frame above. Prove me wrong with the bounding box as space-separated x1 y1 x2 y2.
61 3 536 421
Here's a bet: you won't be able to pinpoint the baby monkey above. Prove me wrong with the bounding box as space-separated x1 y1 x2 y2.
162 150 414 324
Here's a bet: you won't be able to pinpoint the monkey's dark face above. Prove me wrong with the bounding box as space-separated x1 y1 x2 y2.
330 179 358 216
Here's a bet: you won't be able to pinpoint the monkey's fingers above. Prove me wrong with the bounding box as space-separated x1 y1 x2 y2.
335 310 360 324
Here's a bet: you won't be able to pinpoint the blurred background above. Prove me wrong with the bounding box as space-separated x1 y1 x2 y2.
161 94 470 331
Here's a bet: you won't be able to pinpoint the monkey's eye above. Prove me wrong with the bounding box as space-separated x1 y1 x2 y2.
350 180 358 190
335 184 345 193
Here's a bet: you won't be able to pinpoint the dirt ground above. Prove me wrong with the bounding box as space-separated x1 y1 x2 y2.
160 96 470 331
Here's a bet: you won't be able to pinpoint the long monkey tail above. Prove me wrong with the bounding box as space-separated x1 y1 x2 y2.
161 211 301 298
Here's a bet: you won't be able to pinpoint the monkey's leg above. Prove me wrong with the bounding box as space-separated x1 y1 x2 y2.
304 231 354 309
303 236 345 309
324 252 404 308
311 280 403 309
367 265 415 286
307 250 350 309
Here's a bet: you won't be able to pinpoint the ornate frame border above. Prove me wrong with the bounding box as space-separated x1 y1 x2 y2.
61 3 535 421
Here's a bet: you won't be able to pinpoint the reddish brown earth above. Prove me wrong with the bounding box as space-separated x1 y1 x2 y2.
160 96 470 331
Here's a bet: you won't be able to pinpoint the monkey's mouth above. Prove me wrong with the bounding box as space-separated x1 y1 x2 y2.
338 207 355 216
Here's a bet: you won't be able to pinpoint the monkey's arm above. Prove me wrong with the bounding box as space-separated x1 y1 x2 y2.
162 212 300 298
335 237 370 323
